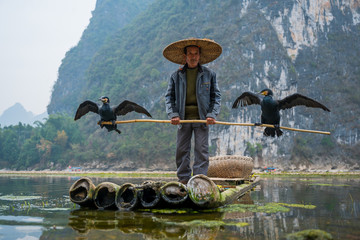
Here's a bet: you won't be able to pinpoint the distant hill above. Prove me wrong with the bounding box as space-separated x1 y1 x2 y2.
0 103 48 127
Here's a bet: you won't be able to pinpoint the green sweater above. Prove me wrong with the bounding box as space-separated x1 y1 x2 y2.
185 67 200 120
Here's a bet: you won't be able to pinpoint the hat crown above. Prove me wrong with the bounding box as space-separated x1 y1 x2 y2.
163 38 222 65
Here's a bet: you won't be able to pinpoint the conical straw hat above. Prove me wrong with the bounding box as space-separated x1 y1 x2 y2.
163 38 222 65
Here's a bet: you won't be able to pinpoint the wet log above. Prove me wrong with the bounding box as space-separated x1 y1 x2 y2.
93 182 120 209
138 181 166 208
160 181 188 206
115 183 139 210
187 174 260 209
187 174 221 208
69 177 96 208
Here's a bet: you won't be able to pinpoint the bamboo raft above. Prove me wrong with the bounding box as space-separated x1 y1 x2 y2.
69 174 260 210
69 155 260 210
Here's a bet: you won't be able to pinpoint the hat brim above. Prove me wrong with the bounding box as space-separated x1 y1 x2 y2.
163 38 222 65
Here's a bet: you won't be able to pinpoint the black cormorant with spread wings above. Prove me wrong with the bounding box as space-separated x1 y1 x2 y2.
232 89 330 137
74 96 152 134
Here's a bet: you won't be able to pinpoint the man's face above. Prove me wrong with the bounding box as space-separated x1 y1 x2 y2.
184 46 200 68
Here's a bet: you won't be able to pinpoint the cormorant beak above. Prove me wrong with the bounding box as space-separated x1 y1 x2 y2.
259 90 268 96
99 98 107 103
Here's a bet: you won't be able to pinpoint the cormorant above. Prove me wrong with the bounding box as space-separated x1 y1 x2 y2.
74 96 152 134
232 89 330 137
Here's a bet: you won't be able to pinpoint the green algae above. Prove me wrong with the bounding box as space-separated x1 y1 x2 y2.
298 180 351 187
277 203 316 209
286 229 333 240
203 202 317 214
40 207 70 211
202 203 290 214
0 195 42 201
0 205 9 210
309 183 351 187
299 179 321 182
138 202 315 215
257 172 360 178
139 208 197 214
156 218 249 228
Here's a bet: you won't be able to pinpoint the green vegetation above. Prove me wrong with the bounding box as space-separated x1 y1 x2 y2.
245 142 263 158
0 115 83 170
0 112 177 170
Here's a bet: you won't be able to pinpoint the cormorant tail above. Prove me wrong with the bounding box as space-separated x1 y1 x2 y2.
264 127 276 137
263 127 283 137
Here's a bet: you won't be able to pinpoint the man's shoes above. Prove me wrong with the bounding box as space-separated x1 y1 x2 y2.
178 179 189 185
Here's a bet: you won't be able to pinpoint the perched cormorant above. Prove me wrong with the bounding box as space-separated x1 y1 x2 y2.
232 89 330 137
74 96 152 134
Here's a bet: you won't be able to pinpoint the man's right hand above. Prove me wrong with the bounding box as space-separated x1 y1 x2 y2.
171 117 180 125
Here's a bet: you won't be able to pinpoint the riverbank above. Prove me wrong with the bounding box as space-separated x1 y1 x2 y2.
0 169 360 178
0 170 178 179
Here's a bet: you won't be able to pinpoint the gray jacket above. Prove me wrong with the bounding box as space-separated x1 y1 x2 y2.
165 64 221 121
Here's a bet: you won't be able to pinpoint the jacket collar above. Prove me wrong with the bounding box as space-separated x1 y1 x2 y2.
180 63 203 74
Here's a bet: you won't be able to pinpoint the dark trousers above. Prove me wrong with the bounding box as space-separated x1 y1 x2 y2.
176 123 209 181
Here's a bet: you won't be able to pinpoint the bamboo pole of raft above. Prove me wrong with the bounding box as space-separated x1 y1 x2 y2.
93 182 120 210
99 119 331 135
69 177 97 208
187 174 261 208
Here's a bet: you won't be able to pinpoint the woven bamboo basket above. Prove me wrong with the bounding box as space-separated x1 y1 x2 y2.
207 155 254 178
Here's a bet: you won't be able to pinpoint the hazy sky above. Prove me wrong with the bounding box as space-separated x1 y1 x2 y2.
0 0 96 115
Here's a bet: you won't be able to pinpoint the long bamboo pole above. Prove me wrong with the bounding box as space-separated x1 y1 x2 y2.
98 119 330 135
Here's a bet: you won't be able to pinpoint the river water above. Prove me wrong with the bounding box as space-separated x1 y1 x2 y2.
0 175 359 240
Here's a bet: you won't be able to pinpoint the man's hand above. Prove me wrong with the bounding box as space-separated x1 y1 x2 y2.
206 117 216 125
171 117 180 125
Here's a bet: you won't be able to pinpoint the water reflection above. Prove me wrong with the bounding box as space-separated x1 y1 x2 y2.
67 192 255 240
68 208 222 239
0 176 359 240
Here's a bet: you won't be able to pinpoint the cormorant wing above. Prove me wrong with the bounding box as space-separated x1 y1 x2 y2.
232 92 261 108
74 100 99 120
278 93 330 111
114 100 152 117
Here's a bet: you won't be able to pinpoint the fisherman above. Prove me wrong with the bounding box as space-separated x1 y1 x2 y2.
163 38 222 184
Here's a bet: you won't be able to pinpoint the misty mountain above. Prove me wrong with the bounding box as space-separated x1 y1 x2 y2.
0 103 47 127
47 0 155 114
47 0 360 170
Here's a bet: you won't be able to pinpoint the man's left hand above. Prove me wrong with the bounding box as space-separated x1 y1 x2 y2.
206 117 216 125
